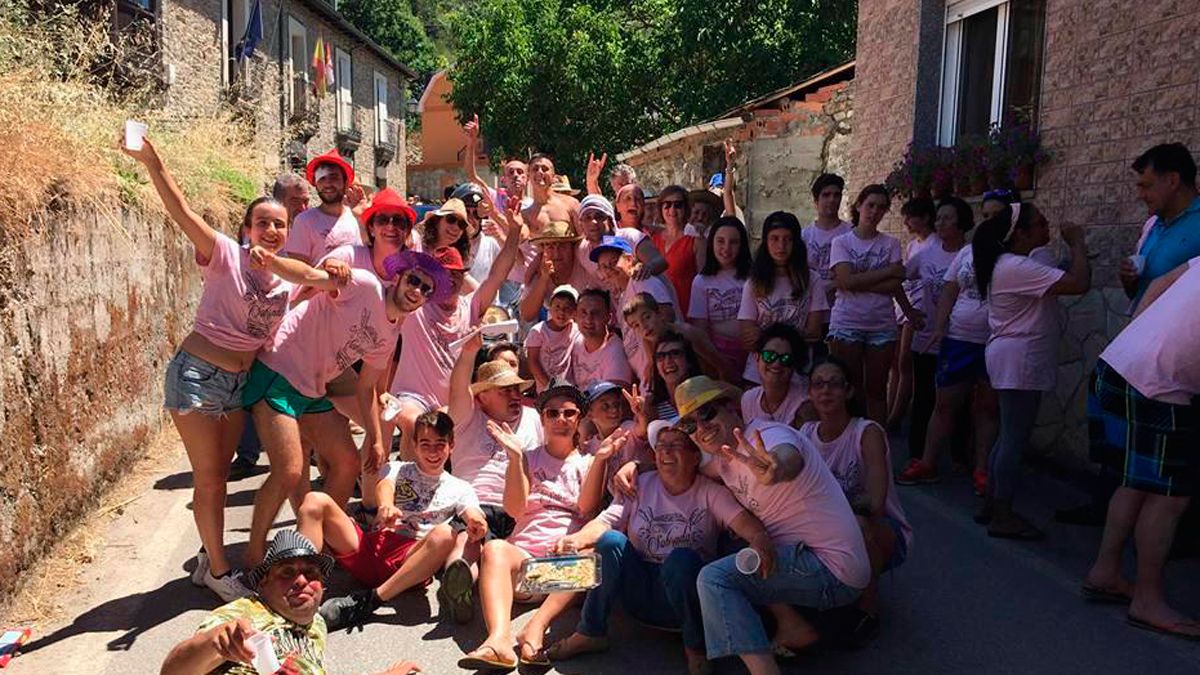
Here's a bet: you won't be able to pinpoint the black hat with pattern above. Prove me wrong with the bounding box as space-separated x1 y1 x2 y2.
248 530 334 588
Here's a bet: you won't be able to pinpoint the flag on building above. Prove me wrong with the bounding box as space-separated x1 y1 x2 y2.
234 0 263 62
312 37 326 96
325 42 336 89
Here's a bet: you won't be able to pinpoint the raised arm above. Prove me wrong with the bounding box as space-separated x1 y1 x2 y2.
122 135 218 261
474 206 525 315
632 238 668 279
463 114 485 186
722 139 737 217
1047 223 1091 296
519 257 555 323
585 152 607 196
578 429 628 519
448 332 484 424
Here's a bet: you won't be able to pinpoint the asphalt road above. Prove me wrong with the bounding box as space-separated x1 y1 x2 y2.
9 437 1200 675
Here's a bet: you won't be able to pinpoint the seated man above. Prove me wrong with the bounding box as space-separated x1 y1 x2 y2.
160 530 421 675
298 411 489 630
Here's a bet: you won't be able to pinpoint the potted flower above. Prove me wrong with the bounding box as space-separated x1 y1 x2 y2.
995 122 1047 190
953 134 990 197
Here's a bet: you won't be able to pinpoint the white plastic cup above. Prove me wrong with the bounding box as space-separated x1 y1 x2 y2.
381 397 402 423
124 119 148 152
245 631 280 675
734 547 761 575
1128 254 1145 276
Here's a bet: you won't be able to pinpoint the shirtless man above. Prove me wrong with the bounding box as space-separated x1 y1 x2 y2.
522 154 580 237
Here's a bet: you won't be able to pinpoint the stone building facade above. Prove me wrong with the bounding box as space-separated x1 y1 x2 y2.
149 0 413 190
618 64 855 241
850 0 1200 464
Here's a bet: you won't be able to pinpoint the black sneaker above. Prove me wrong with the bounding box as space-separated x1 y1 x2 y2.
228 456 266 481
437 558 475 624
319 589 381 631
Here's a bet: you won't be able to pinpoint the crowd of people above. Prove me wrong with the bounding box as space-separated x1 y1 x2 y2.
134 117 1200 675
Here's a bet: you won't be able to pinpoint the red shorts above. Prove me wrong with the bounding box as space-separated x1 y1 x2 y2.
333 523 421 587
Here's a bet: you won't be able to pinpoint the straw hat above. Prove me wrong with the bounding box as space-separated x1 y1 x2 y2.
421 198 469 228
674 375 741 420
530 221 582 244
470 361 533 396
551 176 580 196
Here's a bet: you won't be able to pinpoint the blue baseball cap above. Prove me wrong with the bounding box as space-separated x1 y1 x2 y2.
707 173 725 191
588 234 634 262
583 380 623 404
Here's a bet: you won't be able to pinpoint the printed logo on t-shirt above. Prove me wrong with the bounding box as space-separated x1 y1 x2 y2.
334 308 385 372
757 293 811 328
958 258 982 301
636 506 709 559
844 244 893 274
706 287 742 322
242 270 289 338
727 472 762 514
810 242 836 280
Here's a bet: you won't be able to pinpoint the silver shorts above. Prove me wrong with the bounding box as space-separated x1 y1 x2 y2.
163 350 247 417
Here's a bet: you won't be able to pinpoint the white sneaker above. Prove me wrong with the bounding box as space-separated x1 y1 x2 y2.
191 550 210 587
203 569 253 603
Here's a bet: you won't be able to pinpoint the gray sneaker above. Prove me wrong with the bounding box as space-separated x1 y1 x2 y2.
437 558 475 624
320 589 381 631
203 569 253 603
191 550 210 587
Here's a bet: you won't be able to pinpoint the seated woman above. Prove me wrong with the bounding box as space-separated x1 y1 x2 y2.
541 420 772 675
647 331 706 421
458 380 626 671
741 323 814 426
799 357 912 630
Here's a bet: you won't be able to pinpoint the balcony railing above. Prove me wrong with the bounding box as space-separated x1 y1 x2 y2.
287 75 319 141
375 118 398 164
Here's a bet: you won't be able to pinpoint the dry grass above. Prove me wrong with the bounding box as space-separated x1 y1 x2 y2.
0 2 263 236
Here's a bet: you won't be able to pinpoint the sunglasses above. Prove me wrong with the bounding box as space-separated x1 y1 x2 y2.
442 215 462 226
661 200 686 210
655 347 685 361
759 349 793 366
405 273 435 298
543 408 580 420
677 402 720 435
374 214 411 227
810 377 848 390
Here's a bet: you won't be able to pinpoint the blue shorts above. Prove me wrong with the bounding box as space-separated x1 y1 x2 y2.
163 350 247 417
935 337 988 388
827 327 898 348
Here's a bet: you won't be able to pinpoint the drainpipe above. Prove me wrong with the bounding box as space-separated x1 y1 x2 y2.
277 1 288 169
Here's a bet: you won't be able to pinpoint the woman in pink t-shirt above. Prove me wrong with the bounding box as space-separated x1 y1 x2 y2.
125 134 346 601
741 323 814 426
801 357 912 625
829 184 921 425
689 217 754 378
972 203 1089 539
885 197 937 432
461 382 619 670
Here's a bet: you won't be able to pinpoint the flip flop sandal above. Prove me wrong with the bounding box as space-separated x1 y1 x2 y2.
457 645 518 671
1080 584 1132 605
1126 615 1200 641
517 641 551 667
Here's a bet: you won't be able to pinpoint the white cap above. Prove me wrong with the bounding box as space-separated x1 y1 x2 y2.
551 284 579 302
647 418 681 450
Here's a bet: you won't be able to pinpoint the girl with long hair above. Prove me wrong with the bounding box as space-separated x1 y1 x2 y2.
689 216 754 377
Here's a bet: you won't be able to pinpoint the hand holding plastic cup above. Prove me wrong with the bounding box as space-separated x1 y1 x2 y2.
734 547 761 575
124 119 148 152
245 631 280 675
1127 254 1145 276
381 396 402 423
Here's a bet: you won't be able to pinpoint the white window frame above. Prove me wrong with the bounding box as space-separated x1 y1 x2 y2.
937 0 1012 145
373 71 389 145
286 17 308 114
221 0 252 86
336 48 354 131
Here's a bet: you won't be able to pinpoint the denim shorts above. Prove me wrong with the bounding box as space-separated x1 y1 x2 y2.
827 327 898 348
163 350 247 417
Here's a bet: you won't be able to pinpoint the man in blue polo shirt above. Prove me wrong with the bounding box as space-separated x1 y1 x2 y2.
1120 143 1200 312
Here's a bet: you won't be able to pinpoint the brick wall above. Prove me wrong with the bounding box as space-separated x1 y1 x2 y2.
160 0 408 192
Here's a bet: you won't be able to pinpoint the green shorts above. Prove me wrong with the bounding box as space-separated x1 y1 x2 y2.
243 360 335 419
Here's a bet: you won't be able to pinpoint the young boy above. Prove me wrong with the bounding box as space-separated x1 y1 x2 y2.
298 411 488 630
621 292 729 382
525 284 581 391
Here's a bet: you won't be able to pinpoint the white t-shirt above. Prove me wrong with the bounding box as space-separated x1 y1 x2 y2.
468 232 502 283
944 247 989 345
803 220 853 310
379 461 480 540
736 272 827 382
451 406 544 506
985 254 1065 391
526 320 580 385
905 242 960 354
598 472 744 563
570 332 634 389
828 230 903 332
1101 256 1200 405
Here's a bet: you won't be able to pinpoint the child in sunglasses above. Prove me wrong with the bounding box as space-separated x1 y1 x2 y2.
741 323 815 426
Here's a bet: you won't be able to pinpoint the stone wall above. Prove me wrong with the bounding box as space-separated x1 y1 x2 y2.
161 0 408 191
0 206 201 598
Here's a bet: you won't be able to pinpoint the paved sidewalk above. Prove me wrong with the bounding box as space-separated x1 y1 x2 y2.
7 437 1200 674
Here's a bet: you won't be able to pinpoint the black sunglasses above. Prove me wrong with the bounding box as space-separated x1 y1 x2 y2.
543 408 581 420
759 349 793 366
374 214 411 227
661 200 686 210
405 273 434 298
677 402 720 435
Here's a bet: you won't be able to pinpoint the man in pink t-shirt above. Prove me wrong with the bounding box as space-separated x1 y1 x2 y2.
282 150 364 265
570 288 633 389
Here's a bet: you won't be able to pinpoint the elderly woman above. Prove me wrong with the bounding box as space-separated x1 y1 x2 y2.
459 380 626 671
542 421 772 675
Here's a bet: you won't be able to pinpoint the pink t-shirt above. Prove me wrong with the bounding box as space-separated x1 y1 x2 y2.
688 269 745 326
507 241 540 285
281 206 362 263
944 247 989 345
985 254 1065 391
570 332 633 388
737 272 827 382
191 234 292 352
451 406 544 507
321 244 377 277
800 418 913 553
526 320 580 385
598 472 744 563
828 230 903 332
616 275 676 380
905 242 960 354
390 292 483 406
508 448 595 557
710 420 870 589
740 383 808 425
582 420 650 497
576 227 647 278
803 220 853 309
258 269 397 398
1101 257 1200 405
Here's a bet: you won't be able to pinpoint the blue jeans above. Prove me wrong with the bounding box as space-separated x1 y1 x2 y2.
697 543 861 659
578 530 706 650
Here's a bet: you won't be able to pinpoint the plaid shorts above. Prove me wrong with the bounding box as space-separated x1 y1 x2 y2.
1088 360 1200 497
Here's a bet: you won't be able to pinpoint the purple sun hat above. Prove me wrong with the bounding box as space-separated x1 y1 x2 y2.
382 249 454 303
